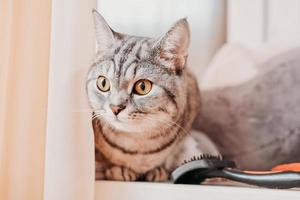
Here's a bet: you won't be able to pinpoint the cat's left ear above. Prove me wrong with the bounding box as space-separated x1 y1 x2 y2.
153 18 190 72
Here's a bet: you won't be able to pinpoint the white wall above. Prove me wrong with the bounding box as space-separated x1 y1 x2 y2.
97 0 226 76
228 0 300 47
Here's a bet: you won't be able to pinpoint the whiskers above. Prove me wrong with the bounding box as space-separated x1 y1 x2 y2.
76 108 190 139
92 109 107 120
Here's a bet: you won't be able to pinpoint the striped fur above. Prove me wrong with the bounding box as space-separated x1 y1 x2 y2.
87 10 213 182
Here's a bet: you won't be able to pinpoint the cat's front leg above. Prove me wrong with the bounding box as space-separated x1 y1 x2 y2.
105 166 138 181
96 168 106 180
95 149 110 180
165 130 220 171
145 166 169 182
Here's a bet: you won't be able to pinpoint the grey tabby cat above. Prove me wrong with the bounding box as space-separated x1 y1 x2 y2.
86 10 218 181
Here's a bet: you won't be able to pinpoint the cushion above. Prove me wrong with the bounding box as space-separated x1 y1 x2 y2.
194 44 300 170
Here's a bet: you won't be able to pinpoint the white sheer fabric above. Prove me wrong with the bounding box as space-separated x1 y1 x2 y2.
44 0 96 200
0 0 96 200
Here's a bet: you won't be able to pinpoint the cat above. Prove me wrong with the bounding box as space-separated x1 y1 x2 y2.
86 10 219 181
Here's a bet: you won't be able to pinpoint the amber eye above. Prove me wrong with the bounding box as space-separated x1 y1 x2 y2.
133 79 152 95
96 76 110 92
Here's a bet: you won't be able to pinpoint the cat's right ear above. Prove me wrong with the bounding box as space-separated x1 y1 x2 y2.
92 9 121 54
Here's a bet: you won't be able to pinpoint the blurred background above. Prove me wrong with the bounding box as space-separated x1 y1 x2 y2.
98 0 300 75
98 0 227 76
1 0 300 200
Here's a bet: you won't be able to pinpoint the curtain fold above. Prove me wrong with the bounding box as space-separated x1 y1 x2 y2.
1 0 96 199
0 0 52 199
44 0 96 200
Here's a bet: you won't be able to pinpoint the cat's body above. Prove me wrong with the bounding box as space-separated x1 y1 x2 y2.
87 10 218 181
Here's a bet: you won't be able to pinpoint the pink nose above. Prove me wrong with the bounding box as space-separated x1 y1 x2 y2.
109 104 126 115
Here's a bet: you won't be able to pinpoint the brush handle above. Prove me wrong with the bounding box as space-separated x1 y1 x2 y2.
210 168 300 189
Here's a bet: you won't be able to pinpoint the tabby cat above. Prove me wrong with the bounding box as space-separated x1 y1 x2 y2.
86 10 218 181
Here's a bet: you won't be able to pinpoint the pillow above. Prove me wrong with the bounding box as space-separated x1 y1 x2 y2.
194 44 300 170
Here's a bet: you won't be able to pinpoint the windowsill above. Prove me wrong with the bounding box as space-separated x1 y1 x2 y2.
95 181 300 200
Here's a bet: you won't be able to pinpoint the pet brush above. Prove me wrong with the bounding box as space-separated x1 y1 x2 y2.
171 154 300 189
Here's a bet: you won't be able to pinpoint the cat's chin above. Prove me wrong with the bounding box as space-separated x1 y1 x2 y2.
104 117 150 133
109 120 143 133
101 113 167 133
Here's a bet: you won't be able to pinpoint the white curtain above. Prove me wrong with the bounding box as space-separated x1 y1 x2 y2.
44 0 96 200
0 0 96 200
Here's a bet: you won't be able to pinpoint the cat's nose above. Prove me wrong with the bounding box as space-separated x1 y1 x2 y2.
109 104 126 115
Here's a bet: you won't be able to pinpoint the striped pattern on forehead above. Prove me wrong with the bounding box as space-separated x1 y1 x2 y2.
113 37 153 80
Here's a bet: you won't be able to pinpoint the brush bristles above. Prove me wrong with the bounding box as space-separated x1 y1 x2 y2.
182 154 223 165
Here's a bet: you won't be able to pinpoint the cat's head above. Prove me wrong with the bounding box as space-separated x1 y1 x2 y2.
87 10 190 133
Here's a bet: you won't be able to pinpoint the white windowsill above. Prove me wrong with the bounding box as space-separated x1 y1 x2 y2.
95 181 300 200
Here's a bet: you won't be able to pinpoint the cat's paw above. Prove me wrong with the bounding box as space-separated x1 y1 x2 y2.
95 170 105 180
105 166 138 181
145 167 169 182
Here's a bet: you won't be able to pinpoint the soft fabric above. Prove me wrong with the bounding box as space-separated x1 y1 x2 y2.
194 44 300 170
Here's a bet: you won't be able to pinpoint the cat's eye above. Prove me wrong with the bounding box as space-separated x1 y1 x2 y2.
133 79 152 95
96 76 110 92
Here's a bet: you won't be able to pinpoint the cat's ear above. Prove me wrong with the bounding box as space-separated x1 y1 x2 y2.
154 18 190 72
92 9 122 55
